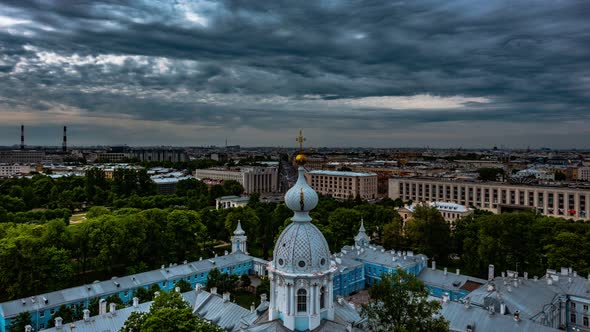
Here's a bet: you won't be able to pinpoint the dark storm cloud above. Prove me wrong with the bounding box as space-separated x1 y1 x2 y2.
0 0 588 147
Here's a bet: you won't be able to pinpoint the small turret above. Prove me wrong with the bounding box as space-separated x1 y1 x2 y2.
231 220 248 254
354 218 371 247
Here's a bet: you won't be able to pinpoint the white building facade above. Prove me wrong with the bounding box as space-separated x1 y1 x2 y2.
305 170 378 200
195 166 279 193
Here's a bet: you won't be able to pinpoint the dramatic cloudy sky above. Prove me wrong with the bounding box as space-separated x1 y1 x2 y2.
0 0 588 147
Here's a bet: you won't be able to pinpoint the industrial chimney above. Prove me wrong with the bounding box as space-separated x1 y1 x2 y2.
20 125 24 150
62 126 67 152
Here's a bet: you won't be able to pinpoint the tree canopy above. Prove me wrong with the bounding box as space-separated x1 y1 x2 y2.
362 270 449 332
119 291 224 332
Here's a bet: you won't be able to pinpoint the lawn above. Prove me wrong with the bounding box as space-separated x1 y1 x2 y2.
70 213 87 224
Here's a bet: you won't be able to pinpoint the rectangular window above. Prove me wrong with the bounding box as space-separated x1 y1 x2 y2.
40 311 45 318
572 303 577 310
584 316 589 327
585 305 589 311
571 313 576 324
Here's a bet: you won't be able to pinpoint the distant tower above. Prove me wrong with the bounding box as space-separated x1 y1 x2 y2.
231 220 248 254
62 126 67 152
20 125 24 150
354 218 371 247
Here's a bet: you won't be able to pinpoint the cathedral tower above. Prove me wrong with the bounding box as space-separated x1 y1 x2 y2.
268 130 336 331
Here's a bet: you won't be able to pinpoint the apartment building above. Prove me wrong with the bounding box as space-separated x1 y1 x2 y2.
389 178 590 220
0 164 32 177
194 166 279 193
305 170 378 200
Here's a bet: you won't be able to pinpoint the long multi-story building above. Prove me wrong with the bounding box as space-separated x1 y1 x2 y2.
128 148 188 163
0 150 45 164
389 178 590 220
194 166 279 193
305 170 378 200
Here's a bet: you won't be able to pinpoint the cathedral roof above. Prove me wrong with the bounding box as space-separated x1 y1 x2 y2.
273 220 332 274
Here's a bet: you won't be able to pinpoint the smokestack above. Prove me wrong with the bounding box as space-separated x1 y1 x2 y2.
20 125 24 150
62 126 67 152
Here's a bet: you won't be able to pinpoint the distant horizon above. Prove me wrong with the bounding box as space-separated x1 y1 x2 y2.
1 142 587 152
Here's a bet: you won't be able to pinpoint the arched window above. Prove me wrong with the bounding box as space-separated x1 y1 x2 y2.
297 289 307 312
320 287 326 309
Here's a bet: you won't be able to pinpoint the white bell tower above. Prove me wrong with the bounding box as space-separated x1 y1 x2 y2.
231 220 248 254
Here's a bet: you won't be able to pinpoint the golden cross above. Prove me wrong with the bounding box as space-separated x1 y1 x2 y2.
296 129 306 153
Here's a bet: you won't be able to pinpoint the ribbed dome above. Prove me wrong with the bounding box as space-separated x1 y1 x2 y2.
273 221 331 274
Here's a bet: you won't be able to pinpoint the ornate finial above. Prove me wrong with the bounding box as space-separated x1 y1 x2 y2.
295 129 307 165
296 129 306 153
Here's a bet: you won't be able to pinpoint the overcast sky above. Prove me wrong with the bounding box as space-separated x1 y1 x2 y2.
0 0 589 148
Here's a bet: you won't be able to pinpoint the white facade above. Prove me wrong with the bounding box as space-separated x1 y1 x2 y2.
0 164 32 177
195 167 279 193
390 178 590 220
305 170 378 200
268 166 336 331
215 195 249 209
578 167 590 181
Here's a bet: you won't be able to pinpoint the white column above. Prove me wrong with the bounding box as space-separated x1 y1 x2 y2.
574 192 580 218
533 190 539 208
287 283 292 315
553 191 559 216
586 194 590 219
479 187 485 208
543 191 549 215
270 276 276 312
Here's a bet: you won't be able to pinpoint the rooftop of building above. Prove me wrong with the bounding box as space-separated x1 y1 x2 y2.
392 177 590 191
247 298 364 332
404 202 472 213
0 252 258 318
307 170 377 177
437 297 560 332
193 289 258 331
467 268 590 322
338 245 427 270
217 195 250 202
418 267 486 293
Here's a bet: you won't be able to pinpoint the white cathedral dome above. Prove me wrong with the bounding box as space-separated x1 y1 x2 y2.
273 220 331 274
274 165 329 274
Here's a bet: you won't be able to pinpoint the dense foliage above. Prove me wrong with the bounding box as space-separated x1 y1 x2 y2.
0 170 245 221
362 270 450 332
2 169 590 308
119 291 224 332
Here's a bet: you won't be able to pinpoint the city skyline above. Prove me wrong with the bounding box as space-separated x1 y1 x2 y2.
0 1 589 148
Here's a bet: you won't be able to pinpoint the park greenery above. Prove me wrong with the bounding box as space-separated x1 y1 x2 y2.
362 270 450 332
1 171 590 314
